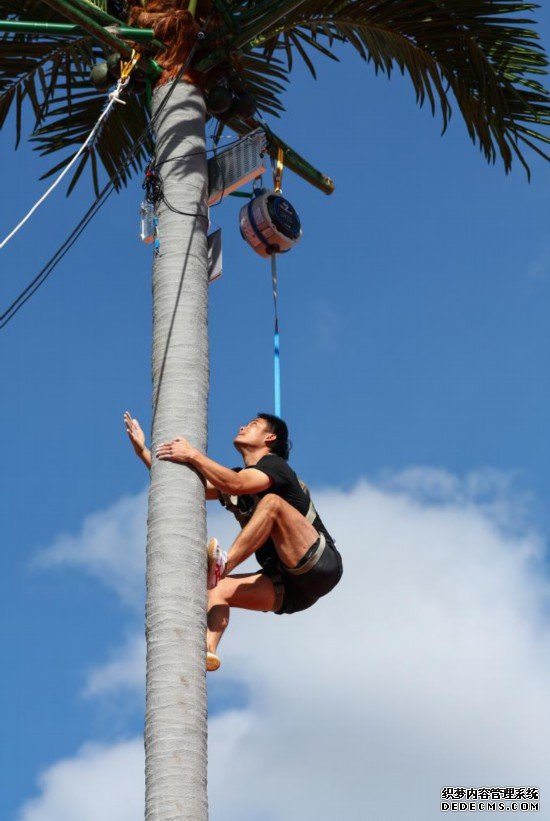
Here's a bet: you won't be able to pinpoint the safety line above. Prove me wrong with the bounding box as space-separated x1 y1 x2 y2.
0 55 138 251
271 252 281 417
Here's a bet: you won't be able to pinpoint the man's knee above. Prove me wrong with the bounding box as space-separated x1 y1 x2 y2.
208 579 230 605
257 493 282 517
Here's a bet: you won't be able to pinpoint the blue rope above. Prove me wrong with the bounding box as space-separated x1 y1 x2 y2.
271 253 281 417
153 214 160 256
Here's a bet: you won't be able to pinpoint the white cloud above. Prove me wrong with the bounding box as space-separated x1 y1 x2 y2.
33 487 244 703
83 633 145 699
33 489 243 614
26 470 550 820
207 477 550 819
17 740 144 821
34 491 148 610
377 466 532 532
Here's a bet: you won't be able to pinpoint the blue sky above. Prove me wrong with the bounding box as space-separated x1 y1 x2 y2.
1 9 550 819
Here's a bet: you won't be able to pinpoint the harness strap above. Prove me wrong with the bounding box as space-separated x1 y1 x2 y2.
305 500 316 524
298 479 318 525
283 533 327 576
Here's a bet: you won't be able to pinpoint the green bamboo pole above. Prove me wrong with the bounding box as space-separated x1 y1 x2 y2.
0 18 155 42
68 0 165 52
38 0 162 78
266 132 334 195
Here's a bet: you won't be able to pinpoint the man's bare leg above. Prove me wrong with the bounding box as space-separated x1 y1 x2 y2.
224 494 319 575
207 496 318 667
207 572 278 656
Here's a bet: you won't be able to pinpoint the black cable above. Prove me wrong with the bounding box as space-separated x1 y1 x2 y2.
163 193 209 220
0 182 116 329
1 21 211 330
147 131 255 214
144 128 254 219
143 167 209 221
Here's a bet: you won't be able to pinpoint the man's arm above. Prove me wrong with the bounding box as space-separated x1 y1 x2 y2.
191 452 273 495
156 438 273 496
205 481 221 500
124 412 152 470
124 414 220 499
125 416 223 499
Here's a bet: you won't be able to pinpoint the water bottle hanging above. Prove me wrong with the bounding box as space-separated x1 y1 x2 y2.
140 200 155 244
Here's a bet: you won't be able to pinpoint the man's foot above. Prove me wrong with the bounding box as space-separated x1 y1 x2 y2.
207 651 221 672
207 538 227 590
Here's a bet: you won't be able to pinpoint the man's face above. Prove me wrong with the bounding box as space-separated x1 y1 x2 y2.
233 418 274 450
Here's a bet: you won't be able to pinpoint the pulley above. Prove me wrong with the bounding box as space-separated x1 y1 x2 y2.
239 188 302 258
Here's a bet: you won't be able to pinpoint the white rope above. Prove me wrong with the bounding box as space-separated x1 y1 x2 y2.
0 76 130 250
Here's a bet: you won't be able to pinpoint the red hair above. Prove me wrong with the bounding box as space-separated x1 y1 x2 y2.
128 1 212 85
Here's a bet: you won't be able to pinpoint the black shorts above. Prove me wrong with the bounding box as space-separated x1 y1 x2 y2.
260 533 343 615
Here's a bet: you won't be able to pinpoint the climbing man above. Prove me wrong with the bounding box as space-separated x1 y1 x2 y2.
124 411 343 671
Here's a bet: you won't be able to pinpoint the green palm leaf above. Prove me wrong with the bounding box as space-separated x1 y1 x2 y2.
0 0 147 192
238 51 288 116
0 0 548 193
249 0 550 171
30 84 152 193
0 34 102 140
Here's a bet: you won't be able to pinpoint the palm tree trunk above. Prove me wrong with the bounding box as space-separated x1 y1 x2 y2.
145 80 209 821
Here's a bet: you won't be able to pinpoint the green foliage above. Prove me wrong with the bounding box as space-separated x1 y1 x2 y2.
0 1 152 192
251 0 550 173
0 0 549 194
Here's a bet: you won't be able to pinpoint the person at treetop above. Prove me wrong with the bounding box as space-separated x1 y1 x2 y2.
124 411 343 672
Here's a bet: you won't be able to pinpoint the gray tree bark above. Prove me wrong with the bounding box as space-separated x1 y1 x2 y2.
145 80 210 820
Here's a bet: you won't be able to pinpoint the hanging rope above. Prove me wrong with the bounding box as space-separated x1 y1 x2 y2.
0 50 139 250
270 146 285 417
271 252 281 417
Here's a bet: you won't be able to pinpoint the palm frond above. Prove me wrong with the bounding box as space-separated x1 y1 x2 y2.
1 0 548 193
0 1 150 191
0 34 104 141
0 0 126 21
248 0 550 172
31 79 152 194
238 51 288 116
